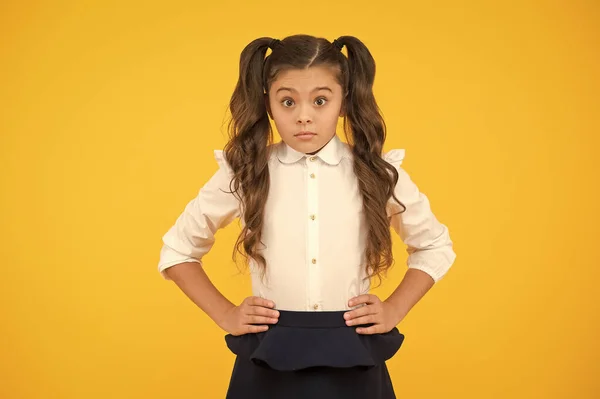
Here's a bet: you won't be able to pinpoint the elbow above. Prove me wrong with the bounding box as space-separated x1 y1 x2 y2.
407 243 456 283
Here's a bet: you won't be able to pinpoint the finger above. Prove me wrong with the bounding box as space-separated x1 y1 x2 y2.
246 324 269 334
356 324 384 335
345 314 379 326
246 315 279 325
344 304 377 321
248 305 280 319
247 296 275 309
348 294 378 307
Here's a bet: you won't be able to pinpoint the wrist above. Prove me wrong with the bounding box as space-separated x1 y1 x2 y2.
384 298 407 325
212 301 236 330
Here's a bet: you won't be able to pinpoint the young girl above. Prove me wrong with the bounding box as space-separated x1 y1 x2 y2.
158 34 456 399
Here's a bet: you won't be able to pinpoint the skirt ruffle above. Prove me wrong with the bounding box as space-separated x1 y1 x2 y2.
225 312 404 371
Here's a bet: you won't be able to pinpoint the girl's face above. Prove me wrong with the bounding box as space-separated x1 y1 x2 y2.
267 66 344 154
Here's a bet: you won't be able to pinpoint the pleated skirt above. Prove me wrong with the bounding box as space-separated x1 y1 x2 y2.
224 310 405 399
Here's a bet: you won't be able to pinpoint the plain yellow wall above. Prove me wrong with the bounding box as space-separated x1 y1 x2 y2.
1 1 598 398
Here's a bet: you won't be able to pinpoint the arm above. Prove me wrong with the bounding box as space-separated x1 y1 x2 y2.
158 151 279 334
384 151 456 321
345 151 456 333
383 268 434 323
158 151 238 328
164 262 236 328
165 261 279 335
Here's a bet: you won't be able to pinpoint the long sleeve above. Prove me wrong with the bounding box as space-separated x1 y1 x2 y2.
384 149 456 283
157 150 241 280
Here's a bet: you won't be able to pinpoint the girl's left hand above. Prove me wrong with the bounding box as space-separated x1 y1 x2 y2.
344 294 402 335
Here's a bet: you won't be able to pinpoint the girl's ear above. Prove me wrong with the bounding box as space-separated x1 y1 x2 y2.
265 93 273 119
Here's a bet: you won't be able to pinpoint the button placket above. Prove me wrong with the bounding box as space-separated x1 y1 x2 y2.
306 156 320 311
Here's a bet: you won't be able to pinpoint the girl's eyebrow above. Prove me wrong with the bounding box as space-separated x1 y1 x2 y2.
276 86 333 94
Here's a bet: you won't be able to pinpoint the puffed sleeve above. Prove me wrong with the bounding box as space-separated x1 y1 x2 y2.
384 149 456 283
157 150 241 280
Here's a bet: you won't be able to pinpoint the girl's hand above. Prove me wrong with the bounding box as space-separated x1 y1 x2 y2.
344 294 401 335
220 296 279 336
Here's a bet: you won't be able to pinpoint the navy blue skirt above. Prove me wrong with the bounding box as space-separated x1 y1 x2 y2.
224 310 405 399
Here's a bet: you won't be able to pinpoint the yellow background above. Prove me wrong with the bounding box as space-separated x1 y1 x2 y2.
1 1 598 398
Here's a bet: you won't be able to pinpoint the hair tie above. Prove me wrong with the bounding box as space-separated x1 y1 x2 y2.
269 38 281 49
332 39 344 51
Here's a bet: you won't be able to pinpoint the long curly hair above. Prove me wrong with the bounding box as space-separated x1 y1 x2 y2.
223 34 405 284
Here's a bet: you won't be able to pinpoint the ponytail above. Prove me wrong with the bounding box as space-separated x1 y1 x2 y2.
334 36 404 286
224 37 277 278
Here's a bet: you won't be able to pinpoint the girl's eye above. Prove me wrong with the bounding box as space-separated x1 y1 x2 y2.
281 98 327 107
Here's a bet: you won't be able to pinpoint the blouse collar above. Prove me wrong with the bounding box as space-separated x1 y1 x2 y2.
275 134 349 166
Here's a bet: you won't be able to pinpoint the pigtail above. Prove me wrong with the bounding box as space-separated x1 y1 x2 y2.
224 37 275 277
335 36 405 287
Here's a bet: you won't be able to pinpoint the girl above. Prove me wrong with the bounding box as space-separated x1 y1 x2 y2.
158 34 456 399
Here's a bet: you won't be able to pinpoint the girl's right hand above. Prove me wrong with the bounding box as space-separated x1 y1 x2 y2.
220 296 279 336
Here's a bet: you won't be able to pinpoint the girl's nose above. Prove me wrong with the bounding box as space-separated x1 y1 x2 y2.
296 114 313 124
296 102 313 124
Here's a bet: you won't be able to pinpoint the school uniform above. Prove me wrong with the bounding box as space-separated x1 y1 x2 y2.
158 135 456 398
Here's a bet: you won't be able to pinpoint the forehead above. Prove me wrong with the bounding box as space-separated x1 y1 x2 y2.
271 66 340 92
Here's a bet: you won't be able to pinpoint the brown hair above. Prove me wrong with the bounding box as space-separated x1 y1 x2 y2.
223 34 405 285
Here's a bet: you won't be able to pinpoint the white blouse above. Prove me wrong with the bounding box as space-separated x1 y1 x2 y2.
158 135 456 311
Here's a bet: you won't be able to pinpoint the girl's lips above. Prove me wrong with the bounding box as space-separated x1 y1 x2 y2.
295 132 317 141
